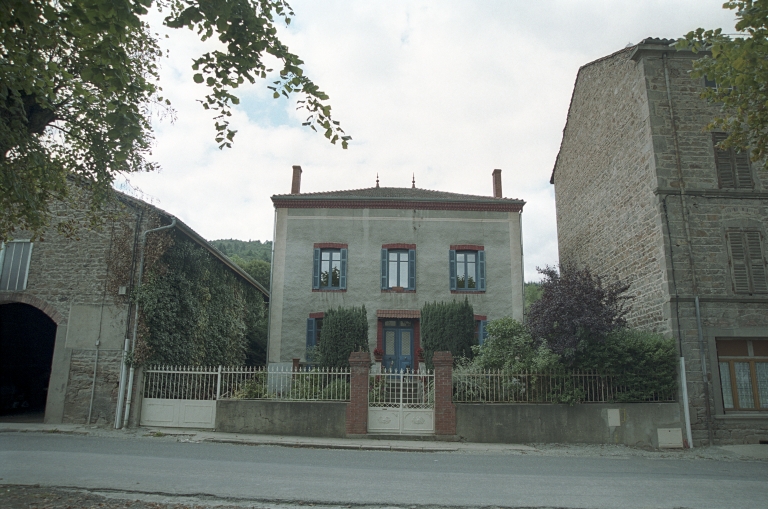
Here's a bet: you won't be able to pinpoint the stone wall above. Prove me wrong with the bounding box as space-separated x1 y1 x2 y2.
456 403 682 448
552 48 671 334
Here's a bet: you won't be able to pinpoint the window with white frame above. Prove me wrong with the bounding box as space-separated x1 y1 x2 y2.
380 247 415 290
449 247 485 291
312 246 347 290
0 241 33 291
717 339 768 412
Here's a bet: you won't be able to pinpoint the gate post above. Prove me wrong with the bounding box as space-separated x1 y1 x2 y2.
432 351 456 436
346 351 371 436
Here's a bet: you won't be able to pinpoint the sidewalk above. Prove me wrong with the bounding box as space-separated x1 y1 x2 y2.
1 421 767 460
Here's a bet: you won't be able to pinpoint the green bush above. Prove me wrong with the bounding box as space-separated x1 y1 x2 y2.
574 328 678 402
471 317 561 373
232 373 269 399
318 305 369 368
421 298 475 367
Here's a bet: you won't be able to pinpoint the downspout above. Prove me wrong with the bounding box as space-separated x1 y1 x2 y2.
121 216 177 428
115 209 143 428
663 53 713 445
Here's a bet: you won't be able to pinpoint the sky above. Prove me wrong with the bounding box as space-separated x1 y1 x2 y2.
121 0 739 282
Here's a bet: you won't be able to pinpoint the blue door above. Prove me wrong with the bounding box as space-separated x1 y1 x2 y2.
382 320 414 372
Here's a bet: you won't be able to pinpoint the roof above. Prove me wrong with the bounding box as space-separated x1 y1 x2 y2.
272 186 525 213
549 37 690 185
115 192 270 301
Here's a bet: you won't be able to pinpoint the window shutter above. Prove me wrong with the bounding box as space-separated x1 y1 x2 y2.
0 241 33 291
339 248 348 289
734 150 753 189
312 248 321 289
478 320 488 346
477 250 486 291
381 249 388 289
408 249 416 290
306 318 316 349
449 249 457 290
713 133 736 189
745 231 768 293
728 232 750 293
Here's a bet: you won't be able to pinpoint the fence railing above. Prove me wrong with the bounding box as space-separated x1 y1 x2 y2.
142 365 351 402
453 369 676 404
368 368 434 409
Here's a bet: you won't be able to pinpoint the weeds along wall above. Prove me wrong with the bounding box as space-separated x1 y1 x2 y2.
135 230 267 366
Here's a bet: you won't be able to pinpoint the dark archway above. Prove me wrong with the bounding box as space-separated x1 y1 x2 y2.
0 303 57 421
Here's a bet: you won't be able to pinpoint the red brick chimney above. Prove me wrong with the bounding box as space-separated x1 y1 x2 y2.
291 165 302 194
492 169 502 198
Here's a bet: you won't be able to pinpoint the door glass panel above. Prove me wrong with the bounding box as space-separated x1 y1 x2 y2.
384 320 396 327
401 331 412 356
385 331 396 355
719 362 734 409
756 362 768 408
735 362 754 409
399 320 411 327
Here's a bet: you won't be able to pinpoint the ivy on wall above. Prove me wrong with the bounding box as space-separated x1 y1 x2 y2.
135 231 267 366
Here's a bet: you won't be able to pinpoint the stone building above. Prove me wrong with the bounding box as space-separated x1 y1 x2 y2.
551 38 768 445
268 167 525 370
0 181 268 426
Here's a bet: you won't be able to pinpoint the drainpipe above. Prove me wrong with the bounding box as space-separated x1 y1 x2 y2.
663 53 713 445
121 217 177 428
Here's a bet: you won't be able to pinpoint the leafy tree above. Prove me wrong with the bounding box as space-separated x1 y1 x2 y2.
1 0 348 240
526 264 631 362
230 255 270 290
524 281 543 314
210 239 272 263
677 0 768 168
470 317 560 373
317 305 369 368
420 299 475 367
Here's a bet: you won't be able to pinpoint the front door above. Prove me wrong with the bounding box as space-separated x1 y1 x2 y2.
382 320 413 372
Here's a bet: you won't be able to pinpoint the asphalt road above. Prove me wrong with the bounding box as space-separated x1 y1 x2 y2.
1 433 767 509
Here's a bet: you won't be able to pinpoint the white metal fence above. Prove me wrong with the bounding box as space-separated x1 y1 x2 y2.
453 369 676 404
141 365 351 402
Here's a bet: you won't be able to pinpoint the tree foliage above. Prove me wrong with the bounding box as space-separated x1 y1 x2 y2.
136 231 268 366
420 299 475 367
470 317 560 373
210 239 272 263
317 305 369 368
230 255 270 290
527 265 631 362
1 0 348 240
677 0 768 168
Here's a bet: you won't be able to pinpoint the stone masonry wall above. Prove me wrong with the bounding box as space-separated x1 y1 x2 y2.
641 50 768 445
553 48 671 334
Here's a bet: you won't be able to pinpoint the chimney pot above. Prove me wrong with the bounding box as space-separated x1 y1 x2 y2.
291 165 302 194
492 169 502 198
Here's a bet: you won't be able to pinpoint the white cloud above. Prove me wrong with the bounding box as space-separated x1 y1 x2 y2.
127 0 738 281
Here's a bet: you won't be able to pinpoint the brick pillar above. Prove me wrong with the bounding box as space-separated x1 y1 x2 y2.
346 351 371 436
432 351 456 436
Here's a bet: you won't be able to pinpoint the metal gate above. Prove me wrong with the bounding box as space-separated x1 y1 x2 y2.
368 368 434 434
140 366 219 429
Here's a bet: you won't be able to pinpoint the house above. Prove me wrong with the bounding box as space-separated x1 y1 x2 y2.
0 180 269 426
551 38 768 445
267 166 525 371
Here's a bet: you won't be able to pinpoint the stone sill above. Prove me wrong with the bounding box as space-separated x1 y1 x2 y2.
715 413 768 420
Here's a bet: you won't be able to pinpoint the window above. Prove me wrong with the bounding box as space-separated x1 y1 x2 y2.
713 132 753 189
0 241 33 291
312 245 347 290
727 230 768 294
380 246 415 290
449 246 485 291
717 339 768 411
306 316 323 349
